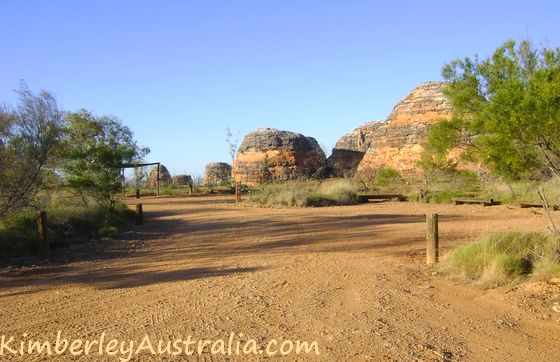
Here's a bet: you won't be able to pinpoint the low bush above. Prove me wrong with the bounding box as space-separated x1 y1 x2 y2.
304 194 338 207
374 168 402 187
441 232 560 287
249 179 360 208
315 179 360 204
0 203 135 258
425 188 474 204
0 211 39 255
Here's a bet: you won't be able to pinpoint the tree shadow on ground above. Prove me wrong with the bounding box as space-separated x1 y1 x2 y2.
0 265 264 292
0 198 482 292
134 210 469 264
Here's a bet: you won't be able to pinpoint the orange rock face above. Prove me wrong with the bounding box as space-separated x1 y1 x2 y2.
326 121 382 177
357 82 454 174
233 128 326 186
386 81 453 125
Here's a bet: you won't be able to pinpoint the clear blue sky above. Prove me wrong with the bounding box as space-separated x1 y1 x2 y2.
1 0 559 178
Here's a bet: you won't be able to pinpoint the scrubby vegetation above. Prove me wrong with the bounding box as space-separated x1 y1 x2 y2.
0 83 147 259
441 232 560 287
129 182 237 197
425 39 560 287
0 201 135 257
419 39 560 205
248 179 361 207
404 169 481 203
373 168 403 187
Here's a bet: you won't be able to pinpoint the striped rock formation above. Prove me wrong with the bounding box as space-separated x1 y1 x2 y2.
356 82 454 174
326 121 383 177
233 128 326 185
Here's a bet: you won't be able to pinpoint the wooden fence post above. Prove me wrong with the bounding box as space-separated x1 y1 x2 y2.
136 204 143 225
235 185 241 203
136 188 140 199
156 164 160 197
37 211 49 257
426 213 439 265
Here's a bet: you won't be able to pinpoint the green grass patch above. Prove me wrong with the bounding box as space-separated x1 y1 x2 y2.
441 232 560 287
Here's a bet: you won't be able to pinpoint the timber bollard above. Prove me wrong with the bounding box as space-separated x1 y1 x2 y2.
37 211 49 257
136 188 140 199
136 204 143 225
426 213 439 265
235 187 241 203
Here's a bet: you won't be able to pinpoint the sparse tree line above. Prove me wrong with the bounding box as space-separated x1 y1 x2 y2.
0 82 148 224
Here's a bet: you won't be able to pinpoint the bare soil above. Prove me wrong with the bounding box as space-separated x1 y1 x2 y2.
1 195 559 361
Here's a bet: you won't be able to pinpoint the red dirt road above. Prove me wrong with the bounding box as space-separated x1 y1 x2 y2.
1 196 559 361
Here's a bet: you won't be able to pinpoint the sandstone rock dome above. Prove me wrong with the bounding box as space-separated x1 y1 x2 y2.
172 174 193 186
204 162 232 185
355 82 453 174
233 128 326 185
146 164 172 188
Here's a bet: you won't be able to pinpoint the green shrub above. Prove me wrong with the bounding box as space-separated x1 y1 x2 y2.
374 168 402 187
441 232 560 287
426 189 470 204
0 211 39 255
455 170 480 191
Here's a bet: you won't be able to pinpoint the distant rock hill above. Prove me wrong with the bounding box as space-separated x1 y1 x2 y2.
233 128 326 185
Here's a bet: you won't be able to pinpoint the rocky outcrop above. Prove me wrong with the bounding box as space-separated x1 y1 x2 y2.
172 174 193 186
326 121 382 177
204 162 232 185
233 128 326 185
356 82 453 174
146 164 172 188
